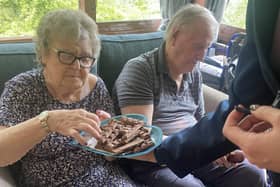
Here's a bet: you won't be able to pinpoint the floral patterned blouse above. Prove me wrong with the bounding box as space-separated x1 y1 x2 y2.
0 69 136 187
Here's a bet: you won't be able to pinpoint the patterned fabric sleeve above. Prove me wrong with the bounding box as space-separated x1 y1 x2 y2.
0 82 15 126
95 77 115 116
0 75 36 126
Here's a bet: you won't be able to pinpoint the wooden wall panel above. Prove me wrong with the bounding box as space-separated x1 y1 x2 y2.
218 24 246 44
0 22 245 44
97 19 161 35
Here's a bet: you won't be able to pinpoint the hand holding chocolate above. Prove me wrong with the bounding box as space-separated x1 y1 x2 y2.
95 117 154 155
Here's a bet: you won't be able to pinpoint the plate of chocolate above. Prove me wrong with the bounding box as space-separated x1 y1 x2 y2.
70 114 163 158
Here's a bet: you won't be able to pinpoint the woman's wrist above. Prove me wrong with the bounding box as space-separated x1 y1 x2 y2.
38 111 51 133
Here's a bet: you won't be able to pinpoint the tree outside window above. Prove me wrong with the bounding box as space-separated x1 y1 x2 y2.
222 0 248 29
0 0 78 37
96 0 160 22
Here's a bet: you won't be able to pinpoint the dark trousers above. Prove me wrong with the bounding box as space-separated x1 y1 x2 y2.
120 159 267 187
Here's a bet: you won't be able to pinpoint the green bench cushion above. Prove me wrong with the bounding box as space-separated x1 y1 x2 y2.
0 32 164 95
98 31 164 94
0 43 37 94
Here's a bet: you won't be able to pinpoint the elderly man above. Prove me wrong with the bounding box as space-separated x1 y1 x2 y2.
113 4 266 187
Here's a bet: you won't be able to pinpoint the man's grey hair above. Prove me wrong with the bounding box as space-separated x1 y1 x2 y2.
34 9 100 64
165 4 218 43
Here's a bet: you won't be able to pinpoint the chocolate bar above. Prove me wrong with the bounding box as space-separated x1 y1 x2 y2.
94 117 155 155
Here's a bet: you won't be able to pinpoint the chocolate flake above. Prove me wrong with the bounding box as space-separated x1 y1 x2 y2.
94 117 154 155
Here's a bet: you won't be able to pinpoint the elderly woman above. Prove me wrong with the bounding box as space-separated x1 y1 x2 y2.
0 9 136 186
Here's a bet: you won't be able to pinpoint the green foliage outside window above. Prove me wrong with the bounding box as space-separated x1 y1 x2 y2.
0 0 78 37
222 0 248 29
96 0 160 22
0 0 160 37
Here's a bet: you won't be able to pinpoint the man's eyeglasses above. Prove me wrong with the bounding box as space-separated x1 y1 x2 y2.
52 48 96 68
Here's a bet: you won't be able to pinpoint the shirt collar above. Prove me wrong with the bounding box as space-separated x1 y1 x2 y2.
157 42 193 84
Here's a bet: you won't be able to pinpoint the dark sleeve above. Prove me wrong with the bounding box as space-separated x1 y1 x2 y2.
154 101 235 177
114 58 154 108
154 0 278 178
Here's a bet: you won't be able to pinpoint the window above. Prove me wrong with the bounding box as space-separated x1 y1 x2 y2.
0 0 161 38
0 0 78 37
96 0 160 22
222 0 248 29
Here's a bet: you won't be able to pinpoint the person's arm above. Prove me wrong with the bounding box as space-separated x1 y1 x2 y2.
0 78 106 167
114 57 154 120
153 100 236 177
0 118 48 166
121 105 153 125
0 109 103 167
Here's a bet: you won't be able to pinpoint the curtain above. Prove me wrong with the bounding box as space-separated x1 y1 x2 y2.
158 0 228 30
158 0 193 30
160 0 193 20
206 0 229 23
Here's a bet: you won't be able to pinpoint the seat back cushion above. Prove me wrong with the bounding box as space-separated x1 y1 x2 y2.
98 32 164 94
0 43 37 94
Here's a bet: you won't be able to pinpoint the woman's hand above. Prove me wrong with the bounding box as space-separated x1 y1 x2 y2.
47 109 103 145
96 109 111 121
223 106 280 172
95 109 115 161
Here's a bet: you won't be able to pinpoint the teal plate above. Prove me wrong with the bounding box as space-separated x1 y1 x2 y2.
70 114 162 158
